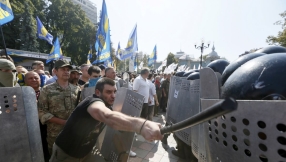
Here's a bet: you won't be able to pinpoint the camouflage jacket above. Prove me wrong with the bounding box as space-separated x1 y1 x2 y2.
38 82 80 137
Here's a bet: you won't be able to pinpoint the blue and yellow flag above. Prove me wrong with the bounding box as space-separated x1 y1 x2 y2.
36 16 53 45
93 0 111 64
46 37 62 63
0 0 14 25
121 24 138 60
87 45 92 64
148 45 157 66
116 42 122 60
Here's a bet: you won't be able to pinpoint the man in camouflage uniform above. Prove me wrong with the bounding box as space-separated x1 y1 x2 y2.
161 73 171 112
38 60 80 154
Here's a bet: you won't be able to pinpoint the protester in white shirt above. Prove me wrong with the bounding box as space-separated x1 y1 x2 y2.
133 68 150 119
147 74 159 121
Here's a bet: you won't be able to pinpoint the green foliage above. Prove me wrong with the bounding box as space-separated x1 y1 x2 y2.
1 0 96 65
266 11 286 47
166 52 178 66
19 1 39 52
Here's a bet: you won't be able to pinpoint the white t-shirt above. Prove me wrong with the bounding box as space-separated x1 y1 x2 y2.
148 80 156 106
133 75 149 103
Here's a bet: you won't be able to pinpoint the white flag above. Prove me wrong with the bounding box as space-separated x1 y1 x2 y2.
193 64 196 70
139 61 143 69
162 60 167 66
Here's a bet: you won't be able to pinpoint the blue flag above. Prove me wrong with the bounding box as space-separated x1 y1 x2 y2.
0 0 14 25
46 37 62 63
116 42 122 60
36 16 54 45
134 54 138 71
148 45 157 66
121 24 138 60
93 0 111 64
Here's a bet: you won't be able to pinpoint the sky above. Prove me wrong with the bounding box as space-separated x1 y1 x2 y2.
90 0 285 62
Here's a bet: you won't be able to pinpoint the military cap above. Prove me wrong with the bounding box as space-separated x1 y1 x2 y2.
71 66 82 75
54 60 73 69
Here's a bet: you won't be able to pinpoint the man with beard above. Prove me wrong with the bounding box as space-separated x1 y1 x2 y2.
38 60 81 154
69 66 82 86
49 78 163 162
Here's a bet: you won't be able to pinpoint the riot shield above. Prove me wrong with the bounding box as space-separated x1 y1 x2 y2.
99 88 144 162
174 79 192 145
0 87 44 162
202 99 286 162
81 87 95 99
195 68 221 162
166 76 184 124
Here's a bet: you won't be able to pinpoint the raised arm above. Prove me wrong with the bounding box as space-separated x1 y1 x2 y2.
87 101 163 141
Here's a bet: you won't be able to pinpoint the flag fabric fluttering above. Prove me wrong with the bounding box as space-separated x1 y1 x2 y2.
87 45 92 64
116 42 122 60
121 24 138 60
93 0 111 64
139 61 143 69
134 54 138 71
129 55 135 72
36 16 53 45
0 0 14 25
46 37 63 63
162 60 167 66
148 45 157 67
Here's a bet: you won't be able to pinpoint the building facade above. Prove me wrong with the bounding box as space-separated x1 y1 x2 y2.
71 0 97 26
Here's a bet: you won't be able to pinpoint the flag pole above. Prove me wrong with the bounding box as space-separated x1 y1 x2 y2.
0 25 9 59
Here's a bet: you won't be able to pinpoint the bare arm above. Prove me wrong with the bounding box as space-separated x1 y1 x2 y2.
87 101 163 141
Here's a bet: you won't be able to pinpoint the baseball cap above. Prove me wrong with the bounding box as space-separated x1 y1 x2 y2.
0 59 16 72
54 60 72 69
71 66 82 75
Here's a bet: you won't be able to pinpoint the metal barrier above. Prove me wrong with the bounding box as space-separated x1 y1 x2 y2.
0 87 44 162
100 88 144 162
200 67 286 162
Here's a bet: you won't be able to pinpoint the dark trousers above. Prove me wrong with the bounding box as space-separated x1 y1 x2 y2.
140 103 149 119
147 105 154 121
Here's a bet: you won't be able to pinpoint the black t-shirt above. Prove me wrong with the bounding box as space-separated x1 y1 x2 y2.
78 79 86 86
55 95 108 158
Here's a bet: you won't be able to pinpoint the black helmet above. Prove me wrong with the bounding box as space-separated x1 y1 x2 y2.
222 53 286 100
206 59 229 75
255 45 286 54
175 71 185 77
221 53 265 85
187 72 200 80
183 69 198 77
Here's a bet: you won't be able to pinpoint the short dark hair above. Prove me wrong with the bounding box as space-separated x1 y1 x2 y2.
105 67 114 74
80 64 90 70
140 67 149 75
88 65 101 76
95 77 115 92
148 74 153 79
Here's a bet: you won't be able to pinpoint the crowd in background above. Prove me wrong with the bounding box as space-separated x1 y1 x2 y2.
0 56 173 161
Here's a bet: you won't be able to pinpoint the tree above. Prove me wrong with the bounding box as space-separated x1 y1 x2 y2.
166 52 178 66
46 0 96 65
19 1 39 52
266 11 286 47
